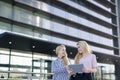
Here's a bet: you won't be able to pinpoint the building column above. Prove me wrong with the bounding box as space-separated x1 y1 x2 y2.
115 0 120 79
115 63 120 80
116 0 120 55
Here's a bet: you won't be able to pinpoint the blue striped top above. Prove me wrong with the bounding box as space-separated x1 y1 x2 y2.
51 59 69 80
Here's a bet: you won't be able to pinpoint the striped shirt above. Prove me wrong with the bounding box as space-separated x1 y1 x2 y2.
52 59 69 80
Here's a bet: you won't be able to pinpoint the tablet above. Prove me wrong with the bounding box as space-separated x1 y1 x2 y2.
68 64 83 73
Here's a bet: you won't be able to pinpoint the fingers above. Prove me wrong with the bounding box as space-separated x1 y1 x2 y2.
82 66 91 73
67 67 75 74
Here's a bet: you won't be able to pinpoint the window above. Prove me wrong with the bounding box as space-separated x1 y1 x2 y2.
0 1 12 19
11 51 32 66
13 25 33 36
0 48 10 64
0 54 9 64
95 63 115 80
14 6 33 25
0 22 11 32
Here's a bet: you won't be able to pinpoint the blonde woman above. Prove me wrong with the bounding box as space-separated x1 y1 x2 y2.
51 45 70 80
70 41 97 80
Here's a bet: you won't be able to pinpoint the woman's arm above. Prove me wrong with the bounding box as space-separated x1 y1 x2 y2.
92 54 97 73
82 66 97 73
90 68 97 73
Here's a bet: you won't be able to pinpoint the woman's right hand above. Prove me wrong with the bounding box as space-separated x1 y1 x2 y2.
66 66 74 74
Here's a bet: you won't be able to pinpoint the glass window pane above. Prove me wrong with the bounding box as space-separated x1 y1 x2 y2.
0 54 9 64
33 13 41 27
0 22 11 32
0 1 12 19
11 56 32 66
14 6 33 25
33 53 51 60
11 50 32 57
96 63 115 80
41 18 51 29
0 48 10 55
13 25 33 36
0 67 8 78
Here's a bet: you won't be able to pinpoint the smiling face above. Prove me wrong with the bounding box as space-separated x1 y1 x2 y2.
75 41 91 64
56 45 67 59
58 47 66 58
77 44 84 54
76 41 91 55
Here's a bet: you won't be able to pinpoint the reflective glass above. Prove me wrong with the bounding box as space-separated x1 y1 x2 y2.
0 22 11 32
41 17 52 30
0 48 10 64
59 0 111 23
0 67 8 78
33 13 41 27
0 54 9 64
86 0 111 12
13 25 33 36
39 3 112 35
95 63 115 80
90 45 114 54
0 1 12 19
0 48 10 55
11 55 32 66
14 7 33 25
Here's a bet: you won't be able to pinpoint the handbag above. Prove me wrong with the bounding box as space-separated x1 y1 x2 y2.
69 74 76 80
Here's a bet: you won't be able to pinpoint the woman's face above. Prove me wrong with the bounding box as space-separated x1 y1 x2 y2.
77 44 84 53
58 47 66 58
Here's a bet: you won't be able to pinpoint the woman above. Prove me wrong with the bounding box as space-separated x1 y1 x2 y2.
51 44 70 80
71 41 97 80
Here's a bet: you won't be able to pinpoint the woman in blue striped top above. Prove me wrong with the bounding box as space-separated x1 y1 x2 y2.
51 45 70 80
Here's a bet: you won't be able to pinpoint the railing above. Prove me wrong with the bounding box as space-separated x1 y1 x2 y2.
0 70 53 80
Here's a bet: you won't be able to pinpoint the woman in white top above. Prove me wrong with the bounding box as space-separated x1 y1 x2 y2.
70 41 97 80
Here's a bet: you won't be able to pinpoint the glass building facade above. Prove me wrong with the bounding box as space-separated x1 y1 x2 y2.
0 0 120 80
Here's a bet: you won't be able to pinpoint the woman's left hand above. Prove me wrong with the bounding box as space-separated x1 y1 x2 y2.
66 66 75 74
82 66 92 73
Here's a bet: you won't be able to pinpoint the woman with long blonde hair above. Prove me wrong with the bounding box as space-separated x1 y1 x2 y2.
70 41 97 80
51 44 70 80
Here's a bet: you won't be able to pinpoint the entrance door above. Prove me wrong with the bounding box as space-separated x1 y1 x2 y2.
32 58 52 80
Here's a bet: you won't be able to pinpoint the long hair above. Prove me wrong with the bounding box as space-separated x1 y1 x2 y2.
74 41 91 64
56 45 70 66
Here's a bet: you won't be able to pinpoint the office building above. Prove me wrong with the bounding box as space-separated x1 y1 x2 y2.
0 0 120 80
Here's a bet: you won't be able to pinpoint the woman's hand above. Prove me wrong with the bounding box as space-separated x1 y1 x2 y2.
82 66 97 73
66 66 74 74
82 66 92 73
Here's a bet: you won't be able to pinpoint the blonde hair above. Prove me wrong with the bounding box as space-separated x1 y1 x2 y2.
74 41 91 64
56 45 70 66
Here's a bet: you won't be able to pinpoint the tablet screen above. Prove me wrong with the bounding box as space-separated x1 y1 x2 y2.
68 64 83 73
